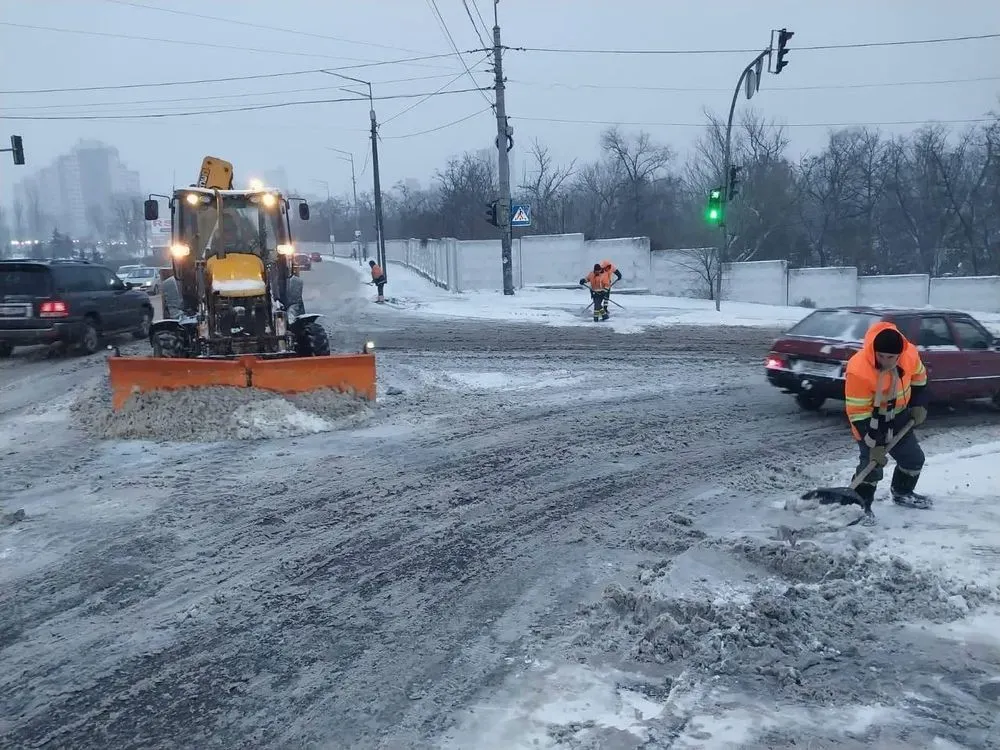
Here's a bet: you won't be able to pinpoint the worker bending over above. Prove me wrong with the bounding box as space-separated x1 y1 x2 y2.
369 260 386 303
845 322 931 511
580 263 610 322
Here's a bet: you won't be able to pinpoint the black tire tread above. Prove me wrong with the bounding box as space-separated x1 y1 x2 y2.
296 321 330 357
152 329 189 358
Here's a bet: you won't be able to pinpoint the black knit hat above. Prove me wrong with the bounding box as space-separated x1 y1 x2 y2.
873 328 904 354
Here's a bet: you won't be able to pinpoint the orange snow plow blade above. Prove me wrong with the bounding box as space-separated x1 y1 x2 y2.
107 353 377 410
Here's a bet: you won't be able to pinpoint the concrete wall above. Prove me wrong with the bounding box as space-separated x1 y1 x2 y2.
857 274 930 307
649 249 714 298
519 233 584 286
929 276 1000 313
788 267 858 308
582 237 652 284
722 260 788 306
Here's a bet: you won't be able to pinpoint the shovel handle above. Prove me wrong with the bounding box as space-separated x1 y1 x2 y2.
849 419 916 490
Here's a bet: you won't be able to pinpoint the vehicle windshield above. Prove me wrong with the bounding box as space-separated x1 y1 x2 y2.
0 265 52 296
126 268 157 278
177 193 287 259
787 310 882 342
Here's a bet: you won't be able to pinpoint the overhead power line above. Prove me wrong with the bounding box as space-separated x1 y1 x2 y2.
0 87 493 121
384 107 493 139
512 115 998 128
0 21 481 70
508 73 1000 94
426 0 495 107
460 0 489 50
381 56 490 126
102 0 429 54
507 31 1000 56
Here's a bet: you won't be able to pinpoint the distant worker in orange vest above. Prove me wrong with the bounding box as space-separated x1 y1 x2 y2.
579 263 610 322
369 260 386 303
599 259 623 317
844 321 931 514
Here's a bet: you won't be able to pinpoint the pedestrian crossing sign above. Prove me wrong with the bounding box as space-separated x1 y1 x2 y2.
511 204 531 227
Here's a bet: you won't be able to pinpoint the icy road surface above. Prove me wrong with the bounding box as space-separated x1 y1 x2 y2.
1 259 998 749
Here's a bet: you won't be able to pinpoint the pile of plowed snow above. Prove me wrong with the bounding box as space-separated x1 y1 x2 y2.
71 380 371 441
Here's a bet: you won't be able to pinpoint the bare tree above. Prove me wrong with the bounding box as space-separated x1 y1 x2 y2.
600 126 673 234
517 139 576 234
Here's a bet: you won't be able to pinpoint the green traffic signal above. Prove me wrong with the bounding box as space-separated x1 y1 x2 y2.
705 186 724 225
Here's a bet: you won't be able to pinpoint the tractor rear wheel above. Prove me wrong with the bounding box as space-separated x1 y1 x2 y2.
152 329 189 358
295 321 330 356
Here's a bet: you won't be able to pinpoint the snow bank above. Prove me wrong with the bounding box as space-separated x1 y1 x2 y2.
211 278 266 295
446 441 1000 748
341 259 808 333
70 380 371 441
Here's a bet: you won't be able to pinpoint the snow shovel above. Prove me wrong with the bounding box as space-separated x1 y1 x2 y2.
800 418 916 516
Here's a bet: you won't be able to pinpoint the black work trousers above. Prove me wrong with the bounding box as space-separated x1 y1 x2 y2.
854 424 925 503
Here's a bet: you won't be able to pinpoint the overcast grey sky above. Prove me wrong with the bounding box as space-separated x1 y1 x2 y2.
2 0 999 205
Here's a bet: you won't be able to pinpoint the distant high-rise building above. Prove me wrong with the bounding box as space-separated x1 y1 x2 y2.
12 139 141 240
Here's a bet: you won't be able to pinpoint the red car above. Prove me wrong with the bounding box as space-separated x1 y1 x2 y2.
293 253 312 271
765 306 1000 411
309 252 323 263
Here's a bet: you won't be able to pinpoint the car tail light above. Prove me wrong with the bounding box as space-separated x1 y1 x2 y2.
765 353 788 370
39 300 69 318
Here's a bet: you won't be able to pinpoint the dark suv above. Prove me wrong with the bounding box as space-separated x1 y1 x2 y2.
0 259 154 357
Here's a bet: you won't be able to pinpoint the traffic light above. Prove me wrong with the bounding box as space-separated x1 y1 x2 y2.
706 187 724 225
485 199 498 227
10 135 25 165
775 28 793 74
728 165 743 199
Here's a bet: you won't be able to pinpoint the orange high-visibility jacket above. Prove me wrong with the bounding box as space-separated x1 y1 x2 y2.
600 259 622 284
586 270 609 290
844 321 928 443
370 264 384 280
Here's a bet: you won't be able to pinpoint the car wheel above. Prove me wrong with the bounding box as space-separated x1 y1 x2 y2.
78 317 101 355
133 309 152 339
0 342 12 358
795 392 826 411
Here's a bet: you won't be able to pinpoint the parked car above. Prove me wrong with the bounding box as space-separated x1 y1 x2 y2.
309 251 323 263
294 253 312 272
764 306 1000 411
0 259 155 357
120 266 161 295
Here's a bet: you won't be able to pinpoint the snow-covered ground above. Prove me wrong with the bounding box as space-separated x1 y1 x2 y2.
442 429 1000 749
338 258 810 333
338 258 1000 335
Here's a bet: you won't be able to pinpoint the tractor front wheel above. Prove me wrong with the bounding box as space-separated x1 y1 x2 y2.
152 329 189 358
295 322 331 357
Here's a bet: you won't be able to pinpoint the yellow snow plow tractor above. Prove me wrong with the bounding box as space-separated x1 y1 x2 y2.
106 156 376 410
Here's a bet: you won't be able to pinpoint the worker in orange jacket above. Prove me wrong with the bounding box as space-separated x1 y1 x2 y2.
579 263 610 322
844 321 930 510
599 259 623 319
369 260 386 303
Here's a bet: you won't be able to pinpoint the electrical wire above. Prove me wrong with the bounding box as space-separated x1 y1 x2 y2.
383 107 493 138
507 31 1000 56
3 75 471 112
0 21 477 71
102 0 429 55
460 0 489 50
380 55 490 126
511 115 998 128
426 0 495 107
470 0 492 39
507 73 1000 94
0 87 493 121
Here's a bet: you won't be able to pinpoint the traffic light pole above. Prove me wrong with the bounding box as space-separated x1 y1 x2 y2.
715 53 762 310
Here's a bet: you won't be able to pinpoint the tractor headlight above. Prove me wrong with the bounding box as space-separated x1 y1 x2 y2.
184 193 200 205
260 192 276 208
277 244 295 256
170 243 190 258
363 340 375 353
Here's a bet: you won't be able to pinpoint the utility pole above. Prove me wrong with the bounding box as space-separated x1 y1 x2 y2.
370 107 388 280
492 1 515 295
328 148 360 262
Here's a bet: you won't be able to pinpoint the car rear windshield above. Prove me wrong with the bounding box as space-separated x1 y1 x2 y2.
128 268 157 278
787 310 881 342
0 265 53 296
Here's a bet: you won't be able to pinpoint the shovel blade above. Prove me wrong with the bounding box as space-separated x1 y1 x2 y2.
800 486 865 507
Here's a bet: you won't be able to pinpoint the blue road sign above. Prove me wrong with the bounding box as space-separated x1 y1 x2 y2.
511 203 531 228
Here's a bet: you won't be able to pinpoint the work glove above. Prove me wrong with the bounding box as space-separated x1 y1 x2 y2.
869 445 888 467
910 406 927 426
579 278 586 285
